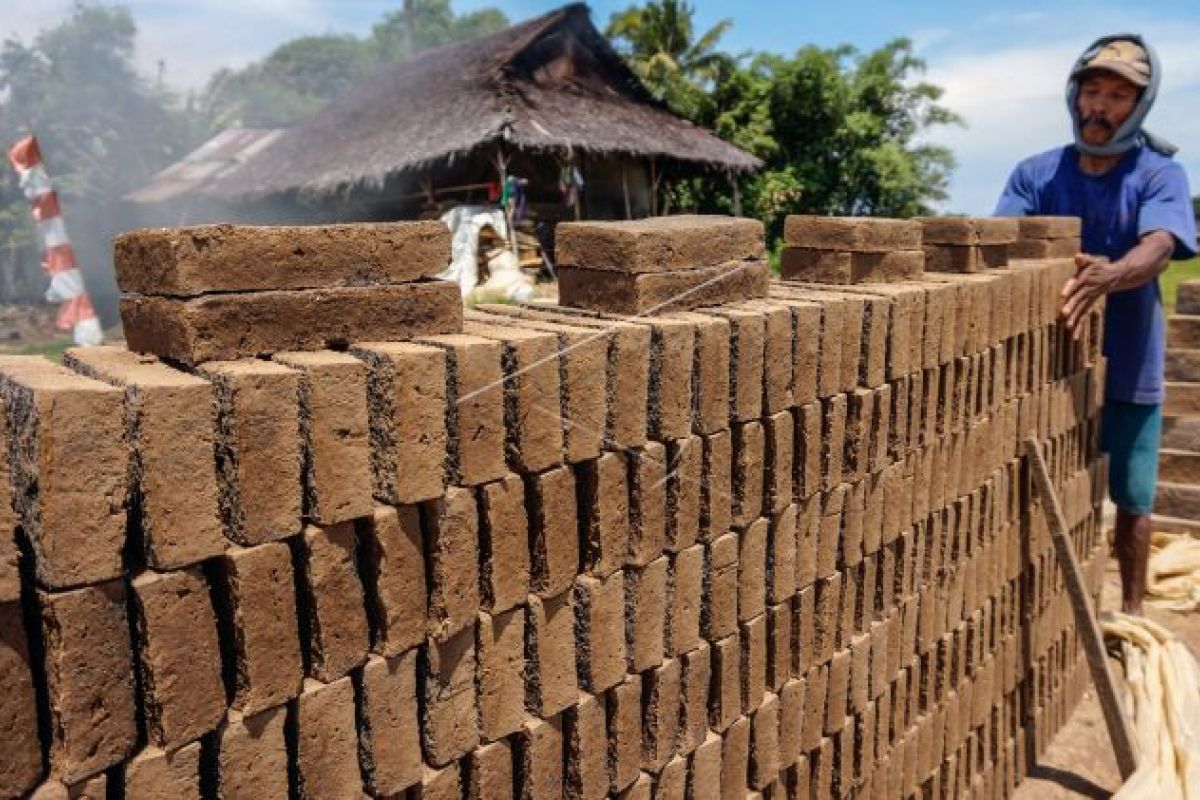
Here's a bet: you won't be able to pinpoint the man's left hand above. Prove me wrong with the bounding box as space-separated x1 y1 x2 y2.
1062 253 1119 337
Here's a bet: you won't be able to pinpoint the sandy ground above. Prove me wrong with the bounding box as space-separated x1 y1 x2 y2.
1012 557 1200 799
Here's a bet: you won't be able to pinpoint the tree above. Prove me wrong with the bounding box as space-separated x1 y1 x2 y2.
606 0 733 119
371 0 508 62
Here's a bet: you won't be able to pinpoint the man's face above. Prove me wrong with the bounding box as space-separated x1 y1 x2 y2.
1075 72 1140 145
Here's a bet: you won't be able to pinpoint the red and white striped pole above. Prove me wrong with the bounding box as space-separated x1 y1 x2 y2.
6 135 103 346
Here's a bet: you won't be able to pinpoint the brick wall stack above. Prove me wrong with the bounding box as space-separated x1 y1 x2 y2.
1158 278 1200 531
0 214 1106 799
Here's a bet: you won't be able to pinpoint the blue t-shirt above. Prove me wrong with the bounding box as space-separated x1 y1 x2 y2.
995 145 1197 404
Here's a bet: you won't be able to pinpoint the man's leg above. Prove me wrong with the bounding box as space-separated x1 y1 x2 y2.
1100 400 1162 615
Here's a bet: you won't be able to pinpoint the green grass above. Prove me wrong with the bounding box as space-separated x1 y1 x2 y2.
0 338 72 363
1162 256 1200 314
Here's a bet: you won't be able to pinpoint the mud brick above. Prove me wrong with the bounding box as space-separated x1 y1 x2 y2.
701 431 733 540
679 643 712 754
783 216 921 251
608 674 644 792
416 764 461 800
705 307 765 423
350 653 421 797
720 715 751 800
123 281 461 365
666 437 703 552
801 665 828 751
690 733 724 800
776 678 805 771
0 358 126 588
821 395 848 490
469 740 515 800
643 658 681 770
815 485 844 579
1009 237 1080 259
741 614 768 711
790 290 845 398
823 648 851 735
761 412 793 514
64 347 223 569
578 453 630 576
421 627 479 765
870 384 892 472
556 215 765 271
469 480 529 615
918 216 1018 246
0 604 41 796
559 261 769 315
1014 216 1081 241
842 483 865 572
463 320 564 472
293 676 363 799
766 505 798 605
656 755 688 800
738 301 794 414
643 317 697 440
922 243 1007 274
629 443 668 564
711 633 742 731
528 465 580 598
794 498 819 591
814 573 841 664
131 568 225 748
617 773 652 800
844 389 874 481
704 533 739 642
414 334 507 485
575 572 628 694
269 351 372 525
749 693 781 790
0 464 14 602
767 603 793 691
295 523 369 680
780 247 924 284
351 342 447 505
626 557 668 672
476 608 527 741
123 743 200 798
663 312 728 436
528 592 578 718
565 693 608 800
668 544 704 657
214 708 289 800
38 582 136 782
730 421 765 527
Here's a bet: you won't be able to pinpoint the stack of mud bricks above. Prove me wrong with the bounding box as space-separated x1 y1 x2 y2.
0 213 1105 800
1159 277 1200 532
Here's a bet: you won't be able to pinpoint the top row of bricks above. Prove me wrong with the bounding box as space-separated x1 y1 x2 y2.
114 214 1082 295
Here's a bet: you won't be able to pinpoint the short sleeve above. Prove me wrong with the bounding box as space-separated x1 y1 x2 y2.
1139 161 1198 260
994 162 1037 217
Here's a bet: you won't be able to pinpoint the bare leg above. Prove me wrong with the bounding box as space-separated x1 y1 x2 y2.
1112 507 1151 615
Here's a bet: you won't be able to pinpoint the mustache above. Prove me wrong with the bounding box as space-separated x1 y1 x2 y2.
1082 114 1116 132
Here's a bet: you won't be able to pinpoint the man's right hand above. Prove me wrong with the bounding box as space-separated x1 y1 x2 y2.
1061 252 1119 337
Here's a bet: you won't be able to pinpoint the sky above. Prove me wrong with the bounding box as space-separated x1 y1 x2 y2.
6 0 1200 214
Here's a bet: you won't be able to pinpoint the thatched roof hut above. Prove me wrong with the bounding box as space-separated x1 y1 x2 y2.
193 3 759 204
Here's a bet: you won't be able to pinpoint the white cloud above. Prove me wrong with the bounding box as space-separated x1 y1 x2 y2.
922 16 1200 213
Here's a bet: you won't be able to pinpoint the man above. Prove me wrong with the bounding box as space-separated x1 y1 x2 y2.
996 34 1196 614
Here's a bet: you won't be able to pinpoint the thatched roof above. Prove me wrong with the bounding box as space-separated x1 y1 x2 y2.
206 3 761 200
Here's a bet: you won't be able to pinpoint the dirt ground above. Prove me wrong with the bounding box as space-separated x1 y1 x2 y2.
1012 557 1200 799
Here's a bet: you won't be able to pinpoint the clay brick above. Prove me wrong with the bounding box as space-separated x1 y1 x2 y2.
565 693 608 800
422 627 479 765
472 477 530 614
354 506 427 659
351 341 447 504
574 572 628 694
923 244 1007 274
528 592 578 718
123 281 461 365
815 486 844 579
64 346 223 569
767 603 792 691
795 402 821 500
0 358 126 588
783 216 921 252
780 247 924 284
357 652 422 796
794 580 817 675
711 633 742 732
703 533 739 642
124 743 201 799
643 658 681 770
732 421 765 526
416 764 462 800
668 312 730 435
784 300 822 405
293 677 362 799
1015 216 1081 240
215 707 289 800
741 614 768 712
520 717 567 800
415 334 507 484
114 221 450 295
469 740 515 800
1009 237 1079 259
668 544 704 657
702 431 733 539
814 573 841 664
738 301 794 414
750 693 781 790
764 411 794 514
558 261 769 315
629 443 668 565
644 317 697 440
778 677 805 770
821 395 847 491
0 603 41 797
527 465 580 598
131 568 224 748
720 715 751 800
679 643 712 754
666 437 703 552
273 351 372 524
556 215 765 272
39 582 136 782
690 733 724 800
657 755 688 800
608 674 643 792
736 517 768 624
709 307 766 423
626 557 668 672
576 453 629 576
295 523 369 680
472 608 525 745
918 216 1018 245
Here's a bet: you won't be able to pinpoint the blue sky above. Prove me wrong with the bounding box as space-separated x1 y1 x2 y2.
7 1 1200 214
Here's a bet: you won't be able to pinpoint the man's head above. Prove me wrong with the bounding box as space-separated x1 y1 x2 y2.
1066 34 1170 157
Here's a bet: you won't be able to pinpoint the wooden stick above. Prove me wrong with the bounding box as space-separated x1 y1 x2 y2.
1023 437 1139 781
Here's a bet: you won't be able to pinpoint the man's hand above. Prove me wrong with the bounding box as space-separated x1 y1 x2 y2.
1061 253 1119 337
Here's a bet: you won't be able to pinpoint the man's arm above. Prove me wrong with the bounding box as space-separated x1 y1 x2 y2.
1060 229 1176 335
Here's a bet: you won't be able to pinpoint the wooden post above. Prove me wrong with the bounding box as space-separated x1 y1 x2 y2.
1024 438 1139 781
621 162 632 220
649 157 659 217
729 170 743 217
492 149 519 260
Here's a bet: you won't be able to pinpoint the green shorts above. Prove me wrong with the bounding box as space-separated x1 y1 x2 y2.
1100 400 1162 516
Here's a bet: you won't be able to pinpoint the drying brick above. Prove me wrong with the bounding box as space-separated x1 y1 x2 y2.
359 505 428 656
783 216 921 252
667 543 704 656
666 436 703 551
425 486 482 638
629 443 668 565
296 523 369 681
555 215 765 272
574 566 629 691
293 677 363 800
565 693 609 800
358 651 422 797
421 628 479 766
0 603 41 797
558 261 769 315
124 744 201 799
479 475 531 612
527 591 578 718
528 465 580 597
625 556 668 672
478 607 527 741
580 452 631 576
